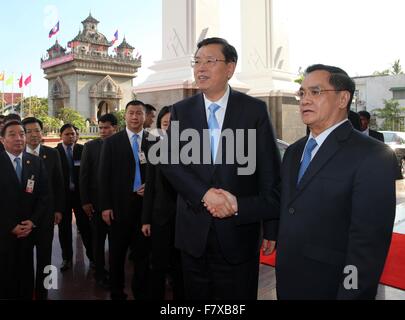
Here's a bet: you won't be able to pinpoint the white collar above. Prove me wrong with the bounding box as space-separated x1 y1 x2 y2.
203 85 230 111
126 127 144 141
26 144 41 155
309 119 349 148
6 151 23 163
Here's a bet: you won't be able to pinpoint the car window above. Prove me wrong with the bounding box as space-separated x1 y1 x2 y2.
383 132 395 143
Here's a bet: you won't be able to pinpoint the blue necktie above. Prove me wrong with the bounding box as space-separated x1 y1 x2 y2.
208 103 221 162
14 157 22 183
132 134 142 192
297 138 317 185
66 145 75 190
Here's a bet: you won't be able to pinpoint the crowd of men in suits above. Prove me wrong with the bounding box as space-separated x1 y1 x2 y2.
0 37 399 300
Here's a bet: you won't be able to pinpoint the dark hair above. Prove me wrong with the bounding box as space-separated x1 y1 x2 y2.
22 117 44 130
1 120 23 137
144 104 157 114
4 113 22 123
98 113 118 126
0 115 5 121
125 100 146 111
358 110 371 121
305 64 355 111
60 123 75 135
196 37 238 64
157 105 172 129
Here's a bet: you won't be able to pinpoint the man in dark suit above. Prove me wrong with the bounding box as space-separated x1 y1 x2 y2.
99 100 155 300
56 124 93 271
22 117 65 300
0 115 5 152
276 64 398 300
358 110 385 142
142 106 184 300
160 37 281 299
0 120 48 299
80 113 117 288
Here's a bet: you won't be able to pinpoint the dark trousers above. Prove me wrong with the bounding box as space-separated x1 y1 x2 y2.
33 218 54 300
181 226 260 300
59 190 93 262
0 240 34 300
149 220 184 300
109 194 151 300
90 211 110 280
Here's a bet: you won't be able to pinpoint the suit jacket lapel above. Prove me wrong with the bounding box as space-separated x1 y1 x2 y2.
21 152 32 188
221 88 242 132
288 138 306 200
1 152 21 188
289 121 353 204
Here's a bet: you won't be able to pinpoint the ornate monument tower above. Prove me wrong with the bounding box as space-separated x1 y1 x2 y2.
41 14 141 122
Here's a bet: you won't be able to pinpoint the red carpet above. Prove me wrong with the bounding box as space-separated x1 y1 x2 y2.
380 233 405 290
260 232 405 290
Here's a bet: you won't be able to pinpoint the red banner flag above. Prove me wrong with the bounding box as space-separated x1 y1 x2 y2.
18 74 23 88
24 74 32 86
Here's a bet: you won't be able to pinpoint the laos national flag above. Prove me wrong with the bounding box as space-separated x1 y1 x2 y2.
111 30 118 45
49 21 60 38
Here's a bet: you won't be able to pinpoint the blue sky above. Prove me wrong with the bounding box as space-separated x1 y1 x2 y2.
1 0 405 97
0 0 162 97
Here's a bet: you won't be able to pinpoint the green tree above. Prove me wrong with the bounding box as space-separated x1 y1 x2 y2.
391 59 403 75
112 109 126 131
373 59 403 76
20 96 61 133
374 99 405 130
56 107 86 131
294 67 304 84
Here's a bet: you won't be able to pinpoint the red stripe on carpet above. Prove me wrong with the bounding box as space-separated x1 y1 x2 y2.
260 232 405 290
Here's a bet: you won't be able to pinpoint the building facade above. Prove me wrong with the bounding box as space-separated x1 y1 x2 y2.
41 14 141 123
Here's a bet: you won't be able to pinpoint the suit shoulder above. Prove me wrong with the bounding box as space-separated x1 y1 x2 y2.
41 145 58 154
173 94 202 111
233 90 265 106
85 138 102 147
104 130 126 145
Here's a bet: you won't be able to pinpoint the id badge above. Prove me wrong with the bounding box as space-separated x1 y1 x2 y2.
139 151 147 164
26 176 35 193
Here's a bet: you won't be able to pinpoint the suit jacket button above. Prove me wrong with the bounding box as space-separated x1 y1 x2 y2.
289 208 295 214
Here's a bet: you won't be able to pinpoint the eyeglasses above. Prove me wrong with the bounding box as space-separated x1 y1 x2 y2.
191 57 227 68
295 87 344 100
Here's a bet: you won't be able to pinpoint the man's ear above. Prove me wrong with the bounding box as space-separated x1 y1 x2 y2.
339 91 350 110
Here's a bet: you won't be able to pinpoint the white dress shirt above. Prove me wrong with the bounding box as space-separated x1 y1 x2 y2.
203 85 230 130
126 127 144 152
302 119 349 162
26 145 41 156
6 151 23 171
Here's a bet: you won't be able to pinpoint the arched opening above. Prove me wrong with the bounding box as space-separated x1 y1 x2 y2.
97 100 109 120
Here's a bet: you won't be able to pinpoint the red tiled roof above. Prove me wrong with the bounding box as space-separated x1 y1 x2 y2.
1 93 22 105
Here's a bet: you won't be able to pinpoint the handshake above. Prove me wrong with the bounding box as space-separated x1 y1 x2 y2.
202 188 238 218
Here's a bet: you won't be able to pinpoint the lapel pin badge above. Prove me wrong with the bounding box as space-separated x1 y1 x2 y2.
26 160 31 165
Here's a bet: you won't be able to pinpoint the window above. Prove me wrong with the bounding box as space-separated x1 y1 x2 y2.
391 87 405 100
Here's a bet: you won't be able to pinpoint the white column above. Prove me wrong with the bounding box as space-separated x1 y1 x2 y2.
237 0 296 95
135 0 221 93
